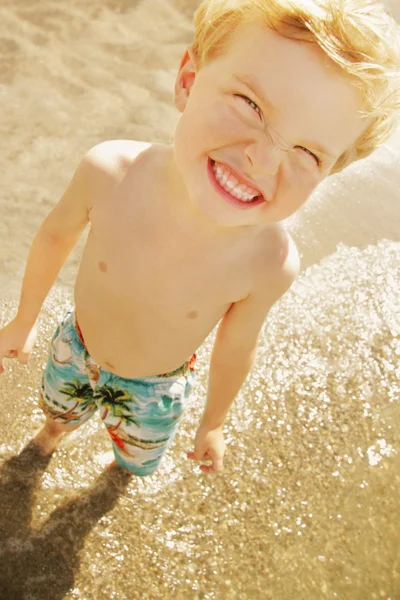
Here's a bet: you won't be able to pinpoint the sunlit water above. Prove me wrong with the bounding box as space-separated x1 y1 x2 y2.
1 0 399 598
0 241 399 600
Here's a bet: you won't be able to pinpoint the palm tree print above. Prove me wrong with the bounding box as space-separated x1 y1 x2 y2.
39 392 63 420
94 384 134 421
105 414 141 453
55 379 94 421
107 414 140 433
94 385 140 453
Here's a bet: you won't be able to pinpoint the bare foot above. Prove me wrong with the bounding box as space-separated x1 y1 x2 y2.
32 421 69 456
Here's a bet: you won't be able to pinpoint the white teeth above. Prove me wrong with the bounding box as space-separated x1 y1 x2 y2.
212 160 260 202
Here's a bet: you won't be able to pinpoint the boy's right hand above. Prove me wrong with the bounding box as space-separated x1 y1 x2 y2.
0 319 38 374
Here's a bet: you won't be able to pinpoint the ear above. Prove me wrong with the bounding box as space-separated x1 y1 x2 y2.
174 46 197 112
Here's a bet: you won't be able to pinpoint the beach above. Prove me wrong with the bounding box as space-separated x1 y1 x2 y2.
0 2 399 598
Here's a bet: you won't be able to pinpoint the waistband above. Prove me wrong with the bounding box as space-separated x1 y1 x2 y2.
72 311 196 378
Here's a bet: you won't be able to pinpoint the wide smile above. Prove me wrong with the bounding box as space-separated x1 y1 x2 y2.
207 158 268 210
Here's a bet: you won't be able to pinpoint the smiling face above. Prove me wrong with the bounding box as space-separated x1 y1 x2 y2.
173 21 369 229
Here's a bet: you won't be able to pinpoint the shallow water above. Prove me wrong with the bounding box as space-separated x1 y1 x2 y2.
1 1 399 598
1 241 399 599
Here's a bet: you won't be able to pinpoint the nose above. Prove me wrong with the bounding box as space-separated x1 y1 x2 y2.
244 136 286 176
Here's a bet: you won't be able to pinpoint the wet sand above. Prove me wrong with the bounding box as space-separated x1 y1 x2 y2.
1 2 399 599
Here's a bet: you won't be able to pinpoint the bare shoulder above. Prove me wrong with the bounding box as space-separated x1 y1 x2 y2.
253 225 300 302
216 227 300 349
85 139 152 180
78 139 152 211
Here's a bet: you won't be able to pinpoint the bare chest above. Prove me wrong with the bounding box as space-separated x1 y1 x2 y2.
82 205 253 319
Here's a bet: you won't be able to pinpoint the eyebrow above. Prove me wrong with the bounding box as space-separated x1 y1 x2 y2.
233 73 335 158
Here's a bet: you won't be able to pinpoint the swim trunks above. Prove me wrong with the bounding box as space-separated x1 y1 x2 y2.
39 310 196 476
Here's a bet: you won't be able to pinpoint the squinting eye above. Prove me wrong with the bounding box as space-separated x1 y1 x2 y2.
296 146 322 167
237 95 262 117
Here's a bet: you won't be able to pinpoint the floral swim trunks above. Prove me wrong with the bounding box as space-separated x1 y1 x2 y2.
40 310 196 476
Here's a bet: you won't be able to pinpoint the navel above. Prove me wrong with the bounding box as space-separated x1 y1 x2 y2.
186 310 198 320
98 261 108 273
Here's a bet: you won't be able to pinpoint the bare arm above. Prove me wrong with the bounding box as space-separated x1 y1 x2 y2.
16 157 92 326
0 141 133 372
187 236 300 473
200 236 300 430
15 141 131 327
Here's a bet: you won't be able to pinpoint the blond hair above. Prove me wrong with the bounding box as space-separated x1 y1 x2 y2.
192 0 400 173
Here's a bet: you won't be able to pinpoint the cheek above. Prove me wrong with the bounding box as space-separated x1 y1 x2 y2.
194 94 246 139
174 110 200 159
280 161 321 203
218 103 251 139
176 103 243 158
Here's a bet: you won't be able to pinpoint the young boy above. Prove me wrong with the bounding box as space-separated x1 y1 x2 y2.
0 0 398 476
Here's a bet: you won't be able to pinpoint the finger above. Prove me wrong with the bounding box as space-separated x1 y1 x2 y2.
206 448 224 472
199 462 222 474
187 450 208 461
23 331 36 354
199 457 223 473
211 458 224 472
18 351 30 365
200 464 211 473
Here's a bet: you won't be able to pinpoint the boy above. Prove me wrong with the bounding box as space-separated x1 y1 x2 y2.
0 0 398 476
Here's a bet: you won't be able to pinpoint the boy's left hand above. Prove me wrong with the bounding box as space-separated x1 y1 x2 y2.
187 425 226 474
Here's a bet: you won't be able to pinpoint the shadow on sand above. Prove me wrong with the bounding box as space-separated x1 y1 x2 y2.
0 442 132 600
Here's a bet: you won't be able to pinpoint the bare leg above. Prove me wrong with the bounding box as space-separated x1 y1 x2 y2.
34 421 129 473
33 419 81 456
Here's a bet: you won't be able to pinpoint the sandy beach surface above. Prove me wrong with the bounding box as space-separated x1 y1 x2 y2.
0 2 399 599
